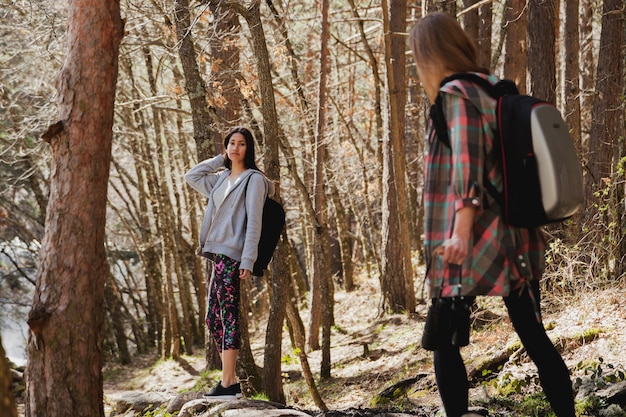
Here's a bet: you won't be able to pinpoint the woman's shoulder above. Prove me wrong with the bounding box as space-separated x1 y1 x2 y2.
246 170 275 197
439 72 499 115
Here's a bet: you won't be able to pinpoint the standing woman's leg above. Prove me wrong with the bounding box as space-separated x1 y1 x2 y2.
206 265 224 351
434 344 469 417
504 280 575 417
214 254 242 388
432 298 473 417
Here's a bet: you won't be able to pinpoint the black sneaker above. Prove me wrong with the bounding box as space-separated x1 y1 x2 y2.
204 381 242 400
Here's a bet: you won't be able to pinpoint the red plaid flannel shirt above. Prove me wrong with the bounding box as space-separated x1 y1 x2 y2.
424 73 545 299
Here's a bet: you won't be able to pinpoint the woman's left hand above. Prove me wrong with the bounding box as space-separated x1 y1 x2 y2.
240 269 252 280
443 234 469 265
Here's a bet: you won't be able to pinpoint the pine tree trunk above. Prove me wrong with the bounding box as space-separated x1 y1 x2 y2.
174 0 215 160
503 0 527 92
25 2 123 416
330 185 355 291
527 0 557 102
216 0 290 403
380 0 415 314
0 336 17 417
585 0 625 279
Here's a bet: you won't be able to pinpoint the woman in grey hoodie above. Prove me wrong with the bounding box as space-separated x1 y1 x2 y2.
185 126 275 400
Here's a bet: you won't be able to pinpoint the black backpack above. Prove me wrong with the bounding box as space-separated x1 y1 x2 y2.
245 174 286 276
430 73 583 228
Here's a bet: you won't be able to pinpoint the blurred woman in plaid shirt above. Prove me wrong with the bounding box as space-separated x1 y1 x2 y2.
409 12 575 417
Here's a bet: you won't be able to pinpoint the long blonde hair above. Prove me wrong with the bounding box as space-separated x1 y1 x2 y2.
409 12 487 75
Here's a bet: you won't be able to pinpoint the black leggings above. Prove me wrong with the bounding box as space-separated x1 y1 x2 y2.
433 281 575 417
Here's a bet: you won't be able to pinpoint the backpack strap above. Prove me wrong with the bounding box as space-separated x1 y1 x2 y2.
431 73 518 147
429 73 517 212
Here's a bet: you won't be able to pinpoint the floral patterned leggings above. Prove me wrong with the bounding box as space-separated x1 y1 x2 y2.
206 254 241 352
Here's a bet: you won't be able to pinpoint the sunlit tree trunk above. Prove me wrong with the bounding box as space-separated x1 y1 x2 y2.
116 54 164 354
285 281 327 410
579 0 595 153
312 0 334 379
380 0 415 313
213 0 290 403
585 0 625 278
330 185 355 291
347 0 384 279
208 2 241 153
25 1 123 416
138 42 169 355
173 0 212 350
560 0 583 241
175 0 215 160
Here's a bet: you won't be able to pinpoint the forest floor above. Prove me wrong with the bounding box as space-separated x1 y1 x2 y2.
101 270 626 416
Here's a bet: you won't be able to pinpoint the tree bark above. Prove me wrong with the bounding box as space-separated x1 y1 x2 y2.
527 0 557 102
285 282 327 410
213 0 289 403
330 185 355 291
313 0 334 379
174 0 215 160
585 0 625 279
380 0 415 314
208 2 242 154
0 336 17 417
503 0 527 92
563 0 581 147
25 1 123 416
104 272 131 364
426 0 456 14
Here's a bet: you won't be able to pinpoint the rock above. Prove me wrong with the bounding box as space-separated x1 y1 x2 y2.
598 404 626 417
217 409 312 416
106 390 176 414
178 398 210 417
166 391 206 414
597 381 626 407
210 399 307 414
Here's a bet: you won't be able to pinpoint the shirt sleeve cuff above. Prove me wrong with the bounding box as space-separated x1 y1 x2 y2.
455 196 481 212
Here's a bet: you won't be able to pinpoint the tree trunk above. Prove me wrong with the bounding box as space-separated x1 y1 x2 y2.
174 0 215 160
313 0 334 379
104 272 131 364
285 283 327 410
426 0 456 14
579 0 595 153
25 2 123 416
208 2 242 154
215 0 289 403
330 185 355 291
585 0 625 278
563 0 581 147
527 0 557 102
501 0 527 91
0 336 17 417
380 0 415 313
477 2 492 70
560 0 583 242
237 279 263 394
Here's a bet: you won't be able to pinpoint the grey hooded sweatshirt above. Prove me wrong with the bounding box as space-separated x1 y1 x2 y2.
184 155 276 272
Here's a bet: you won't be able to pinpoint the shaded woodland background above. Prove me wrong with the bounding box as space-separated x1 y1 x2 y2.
0 0 625 416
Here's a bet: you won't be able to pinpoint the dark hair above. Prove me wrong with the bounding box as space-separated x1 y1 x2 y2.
409 12 488 74
223 126 260 171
